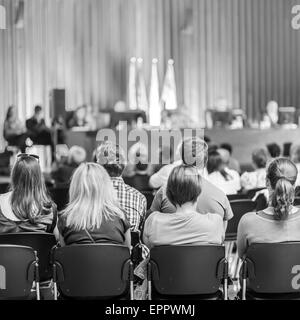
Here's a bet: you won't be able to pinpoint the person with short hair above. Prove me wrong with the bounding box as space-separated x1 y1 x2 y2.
52 146 87 187
58 163 131 247
149 137 233 229
26 105 54 154
240 148 269 191
237 158 300 258
207 150 241 195
143 165 224 250
0 154 57 235
220 143 241 173
97 141 147 232
267 143 281 159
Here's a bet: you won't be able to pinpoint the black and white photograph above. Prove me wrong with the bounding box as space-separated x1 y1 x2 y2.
1 0 300 309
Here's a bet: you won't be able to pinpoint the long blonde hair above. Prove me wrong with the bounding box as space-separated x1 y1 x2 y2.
62 163 124 230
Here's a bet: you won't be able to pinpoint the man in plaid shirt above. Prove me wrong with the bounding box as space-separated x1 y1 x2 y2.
97 142 148 258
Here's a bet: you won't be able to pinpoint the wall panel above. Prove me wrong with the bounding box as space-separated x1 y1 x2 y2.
0 0 300 148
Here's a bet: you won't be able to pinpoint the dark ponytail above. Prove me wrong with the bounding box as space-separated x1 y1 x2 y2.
267 158 298 221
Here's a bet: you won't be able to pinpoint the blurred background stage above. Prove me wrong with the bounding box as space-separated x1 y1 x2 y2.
1 0 300 166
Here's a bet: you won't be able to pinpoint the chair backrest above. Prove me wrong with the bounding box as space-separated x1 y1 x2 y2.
0 233 57 282
246 188 266 199
53 244 131 299
0 245 36 299
149 245 226 296
294 197 300 207
48 187 69 211
226 200 257 240
227 194 248 201
244 242 300 294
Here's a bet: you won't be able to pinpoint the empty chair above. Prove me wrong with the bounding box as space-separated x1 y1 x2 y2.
52 244 133 300
148 245 228 300
241 243 300 300
0 233 57 282
0 245 40 300
226 200 257 241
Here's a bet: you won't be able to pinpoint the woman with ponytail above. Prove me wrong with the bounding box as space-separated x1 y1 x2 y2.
237 158 300 258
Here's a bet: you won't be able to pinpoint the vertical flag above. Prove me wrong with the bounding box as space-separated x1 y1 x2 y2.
161 59 178 110
136 58 149 112
128 57 137 110
149 58 161 126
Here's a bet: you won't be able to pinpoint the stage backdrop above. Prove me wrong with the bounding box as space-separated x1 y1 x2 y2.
1 0 300 148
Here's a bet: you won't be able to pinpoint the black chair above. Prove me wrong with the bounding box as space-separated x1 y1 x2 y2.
0 233 57 282
52 244 133 300
294 197 300 207
226 200 257 241
0 245 40 300
148 246 228 300
48 187 69 211
227 194 248 201
241 242 300 300
246 188 267 199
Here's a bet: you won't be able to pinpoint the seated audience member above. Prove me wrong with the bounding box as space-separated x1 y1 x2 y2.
26 105 54 148
149 137 233 228
97 142 147 232
240 148 268 191
237 158 300 258
207 150 241 195
290 144 300 187
58 163 131 247
0 154 57 235
143 165 224 250
267 143 281 159
124 162 151 193
52 146 87 187
67 105 88 129
123 142 151 192
220 143 241 173
149 148 182 190
3 106 28 153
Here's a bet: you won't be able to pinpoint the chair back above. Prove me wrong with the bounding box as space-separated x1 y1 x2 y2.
244 242 300 294
0 233 57 282
294 197 300 207
0 245 36 299
226 200 256 240
227 194 248 201
52 244 132 299
149 245 226 296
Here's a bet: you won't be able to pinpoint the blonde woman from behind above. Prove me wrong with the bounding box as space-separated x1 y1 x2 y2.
58 163 131 248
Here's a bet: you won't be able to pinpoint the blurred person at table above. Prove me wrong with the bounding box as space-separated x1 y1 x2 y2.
3 106 28 153
52 146 87 187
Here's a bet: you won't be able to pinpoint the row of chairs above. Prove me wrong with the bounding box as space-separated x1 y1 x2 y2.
1 233 300 300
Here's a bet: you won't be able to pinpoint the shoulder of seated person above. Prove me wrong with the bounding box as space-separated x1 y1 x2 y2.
239 211 257 224
202 178 227 196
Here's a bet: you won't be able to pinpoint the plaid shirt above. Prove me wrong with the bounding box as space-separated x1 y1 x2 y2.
112 177 147 232
112 177 149 258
